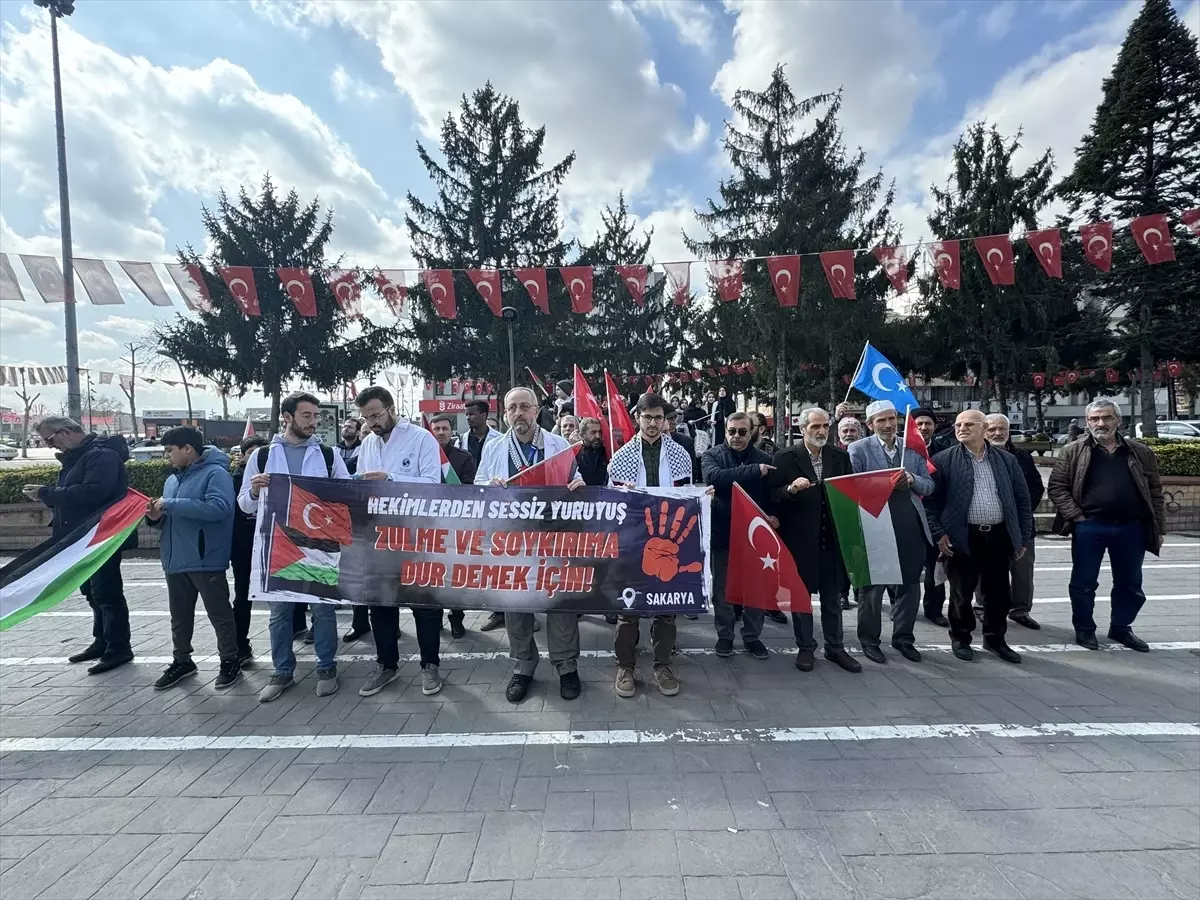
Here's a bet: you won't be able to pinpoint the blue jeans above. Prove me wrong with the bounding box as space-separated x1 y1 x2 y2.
1068 519 1147 633
269 601 337 676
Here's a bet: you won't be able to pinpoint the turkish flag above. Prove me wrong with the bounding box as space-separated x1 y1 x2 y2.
1167 360 1183 378
819 250 855 299
374 269 407 319
1080 221 1113 271
276 268 317 317
466 269 502 317
903 410 935 473
928 241 961 289
663 262 691 306
175 264 213 311
515 267 549 314
614 265 647 306
1066 370 1079 384
1105 368 1119 384
766 255 800 307
605 370 637 451
708 259 742 303
974 235 1015 285
506 444 581 487
1026 228 1062 279
872 246 908 294
574 365 611 452
727 484 811 614
421 270 457 319
286 482 353 545
560 266 595 314
1053 373 1066 387
326 269 363 317
1182 209 1200 237
1130 214 1175 265
1032 372 1046 389
219 266 260 316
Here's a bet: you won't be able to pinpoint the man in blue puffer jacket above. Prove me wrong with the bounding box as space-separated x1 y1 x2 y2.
145 426 240 691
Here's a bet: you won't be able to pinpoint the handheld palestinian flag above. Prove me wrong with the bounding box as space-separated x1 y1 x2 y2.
824 470 905 590
268 521 340 586
0 489 148 631
440 445 461 484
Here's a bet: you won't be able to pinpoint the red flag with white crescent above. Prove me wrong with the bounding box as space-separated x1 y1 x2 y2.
604 370 636 451
974 235 1015 286
1025 228 1062 279
326 269 363 318
613 265 647 306
574 365 611 454
663 262 691 306
819 250 855 299
1066 370 1079 384
1105 368 1119 384
871 246 908 294
708 259 742 303
466 269 502 317
1032 372 1046 389
1130 214 1175 265
219 266 260 316
1080 221 1113 272
559 266 595 314
1182 209 1200 237
766 255 800 307
928 241 960 289
1166 360 1183 378
166 264 213 311
728 484 811 614
276 268 317 317
374 269 407 319
421 270 457 319
515 267 549 314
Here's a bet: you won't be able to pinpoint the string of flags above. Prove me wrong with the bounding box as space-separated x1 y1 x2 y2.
1 211 1194 321
0 365 205 391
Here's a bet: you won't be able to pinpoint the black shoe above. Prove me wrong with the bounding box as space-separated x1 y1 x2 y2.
862 645 886 665
1076 630 1099 650
924 612 949 628
154 660 197 691
840 597 852 610
237 645 255 667
1108 629 1149 652
714 638 735 658
973 607 984 621
824 649 861 673
505 674 533 703
215 659 243 689
744 640 770 660
605 614 619 625
480 612 505 632
795 649 815 672
343 626 370 643
293 625 308 640
302 628 315 644
450 621 466 639
892 643 922 663
1009 614 1040 630
559 671 582 700
951 641 974 661
68 642 106 664
87 652 133 675
684 615 699 620
765 610 788 625
984 638 1021 664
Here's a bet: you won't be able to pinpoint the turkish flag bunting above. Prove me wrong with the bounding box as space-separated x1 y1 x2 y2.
733 363 747 375
286 482 353 545
515 267 549 314
1105 368 1119 384
974 235 1015 285
1130 214 1175 264
169 264 212 312
276 268 317 317
466 269 502 316
1026 228 1062 279
903 410 935 472
506 444 581 487
574 365 611 454
1066 370 1079 384
219 266 260 316
421 270 457 319
1080 221 1114 271
708 259 743 303
719 366 731 375
766 255 800 307
1167 360 1183 378
605 370 637 452
746 361 757 375
663 262 691 306
928 241 961 289
374 269 407 319
614 265 647 306
872 246 908 294
1182 209 1200 237
727 484 811 614
326 269 363 318
1032 372 1046 389
1053 373 1066 387
819 250 855 299
560 266 595 314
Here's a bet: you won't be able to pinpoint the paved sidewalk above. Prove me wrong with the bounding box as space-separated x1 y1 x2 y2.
2 536 1198 899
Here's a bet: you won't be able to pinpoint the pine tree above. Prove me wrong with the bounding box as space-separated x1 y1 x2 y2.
1057 0 1200 434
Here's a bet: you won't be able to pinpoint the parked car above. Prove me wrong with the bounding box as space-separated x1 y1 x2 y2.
0 441 18 461
129 439 167 461
1136 420 1200 441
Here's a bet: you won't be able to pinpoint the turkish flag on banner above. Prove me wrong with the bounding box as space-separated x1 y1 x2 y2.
1080 221 1114 271
466 269 502 316
166 264 213 311
326 269 363 317
119 261 173 307
1032 372 1046 389
605 370 637 451
1026 228 1062 279
766 255 800 307
1105 368 1119 384
286 482 353 545
903 410 935 473
560 266 595 314
733 363 747 375
374 269 407 319
73 258 124 305
1066 370 1080 384
614 265 647 306
1167 360 1184 378
1182 209 1200 237
727 484 811 614
506 444 581 487
872 246 908 294
219 266 260 315
819 250 855 299
1130 214 1175 264
928 241 961 289
276 268 317 316
421 270 457 319
515 267 549 314
663 262 691 306
708 259 743 302
974 235 1015 285
1053 373 1066 387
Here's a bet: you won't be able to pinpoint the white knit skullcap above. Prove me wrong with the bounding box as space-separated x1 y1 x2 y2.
864 399 896 420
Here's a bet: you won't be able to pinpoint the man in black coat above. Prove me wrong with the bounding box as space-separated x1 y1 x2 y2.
984 413 1045 629
665 403 701 483
768 408 862 674
575 417 609 486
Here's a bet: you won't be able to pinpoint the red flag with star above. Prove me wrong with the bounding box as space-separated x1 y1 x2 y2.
560 266 595 314
286 482 353 546
727 484 811 614
1080 221 1113 271
974 235 1015 285
1026 228 1062 279
506 444 581 487
1130 214 1175 265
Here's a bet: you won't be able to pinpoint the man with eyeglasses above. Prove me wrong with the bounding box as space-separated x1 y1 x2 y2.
476 386 584 704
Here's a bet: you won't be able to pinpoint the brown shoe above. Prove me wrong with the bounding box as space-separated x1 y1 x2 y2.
479 611 505 632
615 666 636 699
654 666 680 696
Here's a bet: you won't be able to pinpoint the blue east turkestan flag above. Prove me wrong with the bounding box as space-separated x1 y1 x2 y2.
850 343 919 413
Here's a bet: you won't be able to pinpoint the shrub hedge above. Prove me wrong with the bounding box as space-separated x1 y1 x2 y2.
0 459 174 504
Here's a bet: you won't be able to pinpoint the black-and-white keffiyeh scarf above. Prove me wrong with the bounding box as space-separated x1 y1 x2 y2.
506 426 546 478
609 433 694 487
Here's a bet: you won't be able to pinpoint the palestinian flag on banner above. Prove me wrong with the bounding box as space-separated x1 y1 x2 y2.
268 521 340 586
0 489 148 630
440 445 461 484
824 470 905 590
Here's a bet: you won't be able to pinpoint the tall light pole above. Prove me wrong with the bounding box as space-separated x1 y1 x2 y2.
36 0 81 420
501 305 517 395
157 350 193 422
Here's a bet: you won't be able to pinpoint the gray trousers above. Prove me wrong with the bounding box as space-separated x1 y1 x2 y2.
711 546 763 643
857 582 919 649
506 612 579 677
166 570 238 664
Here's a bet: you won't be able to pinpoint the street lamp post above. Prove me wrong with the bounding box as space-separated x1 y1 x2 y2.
157 350 193 422
501 305 517 396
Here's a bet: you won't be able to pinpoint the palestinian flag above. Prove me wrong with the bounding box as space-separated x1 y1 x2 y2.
440 445 461 484
268 522 340 586
824 470 905 590
0 489 148 630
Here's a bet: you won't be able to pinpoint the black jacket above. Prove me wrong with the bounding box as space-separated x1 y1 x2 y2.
442 443 477 485
231 464 257 563
701 442 773 549
576 444 609 486
672 429 702 483
928 426 956 456
38 434 129 539
767 443 852 594
1004 440 1044 510
928 444 1034 554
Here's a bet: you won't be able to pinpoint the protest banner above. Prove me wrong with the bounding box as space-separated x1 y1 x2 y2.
249 476 711 614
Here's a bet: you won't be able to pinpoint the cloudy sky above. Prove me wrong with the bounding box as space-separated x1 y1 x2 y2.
0 0 1194 417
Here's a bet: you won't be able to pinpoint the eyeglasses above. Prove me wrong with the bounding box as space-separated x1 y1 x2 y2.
639 414 665 423
506 403 537 413
363 408 393 423
726 428 749 437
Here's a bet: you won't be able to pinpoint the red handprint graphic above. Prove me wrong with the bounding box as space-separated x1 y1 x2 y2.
641 500 702 582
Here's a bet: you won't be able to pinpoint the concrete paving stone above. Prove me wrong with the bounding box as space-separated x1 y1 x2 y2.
425 832 479 884
535 830 679 878
281 775 350 816
4 796 152 835
1099 849 1200 900
628 779 691 831
193 857 317 900
0 780 63 827
847 853 1022 900
48 764 134 797
128 751 225 797
987 852 1138 899
673 745 758 773
0 835 107 900
391 812 486 835
368 834 440 885
677 830 786 877
1092 806 1200 850
737 875 799 899
121 795 239 833
246 814 397 859
86 832 204 899
511 877 622 898
468 810 543 881
185 794 289 859
294 857 374 900
364 762 440 814
682 876 741 899
508 776 549 811
419 760 483 813
34 833 157 899
769 829 858 899
593 790 632 831
466 758 520 811
360 883 514 899
1062 770 1200 806
0 835 46 860
543 790 596 831
140 859 218 900
179 748 264 796
618 875 687 899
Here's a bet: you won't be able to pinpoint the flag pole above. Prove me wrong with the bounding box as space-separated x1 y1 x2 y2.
604 368 615 447
899 408 908 469
844 340 868 404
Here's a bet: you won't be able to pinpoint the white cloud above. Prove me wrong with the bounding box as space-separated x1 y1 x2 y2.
78 329 121 352
642 195 698 265
632 0 718 49
667 115 712 153
93 315 153 337
330 65 378 103
981 3 1016 39
0 307 56 340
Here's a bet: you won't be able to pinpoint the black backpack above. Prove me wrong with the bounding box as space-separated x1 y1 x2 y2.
257 444 335 478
